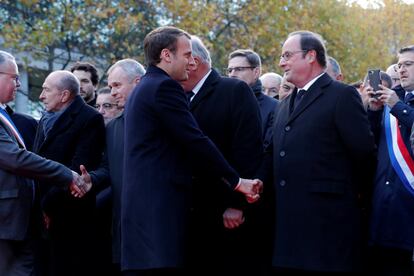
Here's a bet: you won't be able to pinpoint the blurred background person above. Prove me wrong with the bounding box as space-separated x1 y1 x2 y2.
278 73 295 101
70 61 99 107
95 86 122 125
260 72 282 99
326 56 344 82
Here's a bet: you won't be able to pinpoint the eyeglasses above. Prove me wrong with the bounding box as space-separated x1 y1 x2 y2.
397 60 414 70
280 50 308 61
226 66 255 74
0 71 20 82
94 103 118 110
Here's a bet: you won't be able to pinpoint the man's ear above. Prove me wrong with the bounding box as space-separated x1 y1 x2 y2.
133 76 141 85
307 50 317 63
61 90 71 102
253 66 261 80
160 48 171 63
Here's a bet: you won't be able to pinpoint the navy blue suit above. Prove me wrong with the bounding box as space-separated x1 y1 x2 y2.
122 66 240 271
261 73 376 272
369 87 414 253
187 69 264 274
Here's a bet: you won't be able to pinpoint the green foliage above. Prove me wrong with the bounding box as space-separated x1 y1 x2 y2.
0 0 158 83
156 0 414 82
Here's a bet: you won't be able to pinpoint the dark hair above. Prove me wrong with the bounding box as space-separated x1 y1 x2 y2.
289 31 327 68
398 45 414 55
228 49 261 68
144 26 190 67
70 61 99 86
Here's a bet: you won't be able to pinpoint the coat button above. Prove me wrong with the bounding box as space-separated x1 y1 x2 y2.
385 181 390 185
280 180 286 187
285 126 291 131
280 151 286 157
403 109 408 114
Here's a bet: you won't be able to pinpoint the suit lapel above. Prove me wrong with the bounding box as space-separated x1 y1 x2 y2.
287 73 332 124
189 69 220 111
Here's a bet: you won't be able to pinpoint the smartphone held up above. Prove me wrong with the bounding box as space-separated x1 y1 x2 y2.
368 69 381 98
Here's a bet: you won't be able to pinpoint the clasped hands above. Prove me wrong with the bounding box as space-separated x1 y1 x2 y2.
68 165 93 198
235 178 263 203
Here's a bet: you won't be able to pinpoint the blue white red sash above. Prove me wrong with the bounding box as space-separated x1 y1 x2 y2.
0 107 26 149
384 106 414 196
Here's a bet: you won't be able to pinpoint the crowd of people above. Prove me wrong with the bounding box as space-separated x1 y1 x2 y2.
0 26 413 276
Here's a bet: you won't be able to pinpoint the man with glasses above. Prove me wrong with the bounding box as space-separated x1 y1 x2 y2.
369 45 414 275
95 87 122 125
0 51 87 276
0 70 38 151
227 49 278 151
259 31 376 275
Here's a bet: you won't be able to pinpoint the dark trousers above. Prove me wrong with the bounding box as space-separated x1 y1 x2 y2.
0 239 34 276
368 245 413 276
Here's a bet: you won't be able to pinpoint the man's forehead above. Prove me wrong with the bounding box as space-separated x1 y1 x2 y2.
228 56 249 66
283 35 300 49
73 70 92 80
398 51 414 61
97 94 115 102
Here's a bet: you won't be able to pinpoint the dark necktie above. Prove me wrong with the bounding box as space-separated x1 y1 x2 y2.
404 92 414 104
186 91 195 103
294 89 306 110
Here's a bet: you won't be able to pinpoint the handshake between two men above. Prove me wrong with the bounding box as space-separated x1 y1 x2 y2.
235 178 263 204
68 165 263 204
68 165 93 198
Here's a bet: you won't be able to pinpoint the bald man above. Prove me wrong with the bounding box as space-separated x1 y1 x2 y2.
33 70 105 276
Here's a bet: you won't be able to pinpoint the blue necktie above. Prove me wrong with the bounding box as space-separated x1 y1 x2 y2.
294 89 306 110
186 91 195 103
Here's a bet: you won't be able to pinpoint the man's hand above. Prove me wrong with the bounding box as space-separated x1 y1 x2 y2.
223 208 245 229
376 84 400 108
235 178 263 203
79 165 93 194
365 85 384 111
69 171 85 198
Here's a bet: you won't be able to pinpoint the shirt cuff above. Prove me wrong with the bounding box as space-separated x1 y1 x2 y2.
233 178 242 191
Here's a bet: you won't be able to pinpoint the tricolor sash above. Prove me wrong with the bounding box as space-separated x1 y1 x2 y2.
0 107 26 149
384 106 414 196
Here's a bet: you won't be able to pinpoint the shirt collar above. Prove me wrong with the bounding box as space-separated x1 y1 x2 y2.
192 69 212 96
298 72 325 91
